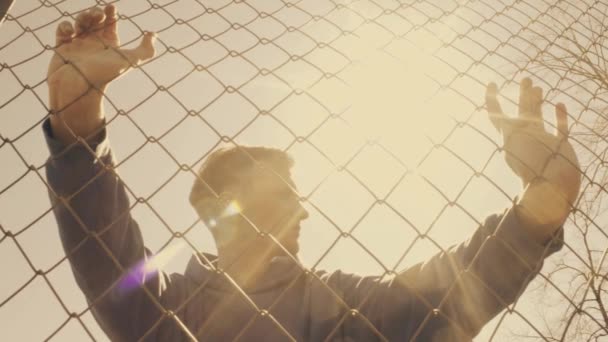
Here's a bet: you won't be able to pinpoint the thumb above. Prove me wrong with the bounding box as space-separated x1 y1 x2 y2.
120 31 157 66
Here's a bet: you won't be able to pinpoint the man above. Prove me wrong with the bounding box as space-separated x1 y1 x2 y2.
44 4 581 341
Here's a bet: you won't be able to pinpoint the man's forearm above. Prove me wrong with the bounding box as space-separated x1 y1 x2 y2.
44 119 170 340
395 206 564 339
45 119 131 294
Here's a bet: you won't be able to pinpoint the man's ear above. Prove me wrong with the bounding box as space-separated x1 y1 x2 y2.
192 192 236 225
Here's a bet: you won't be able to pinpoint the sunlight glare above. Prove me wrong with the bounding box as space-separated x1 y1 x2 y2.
347 49 437 138
118 242 187 293
221 200 242 218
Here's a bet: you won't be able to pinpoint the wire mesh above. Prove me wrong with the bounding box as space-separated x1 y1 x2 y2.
0 0 607 341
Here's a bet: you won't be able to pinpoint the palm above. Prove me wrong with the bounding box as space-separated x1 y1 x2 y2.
486 79 581 205
48 25 119 90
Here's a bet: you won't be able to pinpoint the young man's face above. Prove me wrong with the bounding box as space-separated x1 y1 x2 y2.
237 169 309 256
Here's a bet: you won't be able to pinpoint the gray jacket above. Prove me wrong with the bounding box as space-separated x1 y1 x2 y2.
43 119 563 341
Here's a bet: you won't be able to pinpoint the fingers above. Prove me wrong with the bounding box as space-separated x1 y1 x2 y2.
74 11 89 36
555 103 569 138
89 7 106 33
55 21 74 46
518 78 546 130
531 86 543 120
74 6 109 37
518 77 533 119
485 82 506 132
103 4 118 39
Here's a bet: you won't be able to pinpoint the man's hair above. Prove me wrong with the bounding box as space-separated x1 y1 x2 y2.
189 145 294 218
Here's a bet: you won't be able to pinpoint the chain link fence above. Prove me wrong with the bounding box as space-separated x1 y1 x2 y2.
1 0 607 340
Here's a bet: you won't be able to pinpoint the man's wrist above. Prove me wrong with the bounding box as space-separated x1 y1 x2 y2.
49 111 105 145
515 180 570 244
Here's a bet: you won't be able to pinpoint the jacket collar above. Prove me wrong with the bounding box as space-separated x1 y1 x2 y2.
184 252 307 293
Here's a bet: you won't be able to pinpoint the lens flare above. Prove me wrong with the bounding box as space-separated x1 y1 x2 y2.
118 242 186 293
205 200 241 229
222 201 241 218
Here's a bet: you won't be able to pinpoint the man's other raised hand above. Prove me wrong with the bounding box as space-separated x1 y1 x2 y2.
485 78 581 240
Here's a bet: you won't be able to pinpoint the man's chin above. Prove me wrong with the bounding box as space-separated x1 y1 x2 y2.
274 228 300 256
280 240 299 257
284 242 299 256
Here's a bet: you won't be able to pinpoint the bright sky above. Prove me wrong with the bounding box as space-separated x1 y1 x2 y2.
0 0 601 341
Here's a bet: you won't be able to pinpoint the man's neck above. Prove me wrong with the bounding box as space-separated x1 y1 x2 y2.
216 246 276 289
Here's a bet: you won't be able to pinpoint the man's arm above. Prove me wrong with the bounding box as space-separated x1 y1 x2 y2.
334 78 581 340
398 78 581 336
394 205 563 340
44 6 192 341
395 77 581 340
44 119 175 341
329 205 562 341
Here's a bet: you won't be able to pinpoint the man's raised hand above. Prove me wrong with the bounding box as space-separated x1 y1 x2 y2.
485 78 581 234
48 5 156 144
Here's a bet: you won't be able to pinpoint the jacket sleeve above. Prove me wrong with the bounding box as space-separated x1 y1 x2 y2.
43 119 189 341
337 206 563 341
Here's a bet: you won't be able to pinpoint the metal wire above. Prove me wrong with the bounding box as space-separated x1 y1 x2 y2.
1 0 607 341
